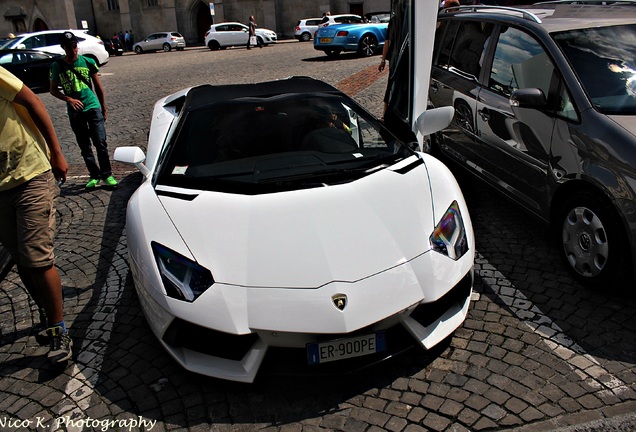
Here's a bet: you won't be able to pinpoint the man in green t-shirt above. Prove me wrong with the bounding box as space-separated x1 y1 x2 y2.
0 66 73 365
49 31 117 189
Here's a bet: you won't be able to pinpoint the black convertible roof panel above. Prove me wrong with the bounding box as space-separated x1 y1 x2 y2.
183 76 341 112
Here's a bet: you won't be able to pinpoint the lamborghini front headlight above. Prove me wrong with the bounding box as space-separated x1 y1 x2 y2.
152 242 214 302
430 200 469 260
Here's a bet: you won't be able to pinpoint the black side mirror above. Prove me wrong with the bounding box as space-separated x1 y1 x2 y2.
509 88 547 108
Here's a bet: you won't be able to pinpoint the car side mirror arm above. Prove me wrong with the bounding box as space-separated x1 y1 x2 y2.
114 146 150 177
415 106 454 136
510 88 547 108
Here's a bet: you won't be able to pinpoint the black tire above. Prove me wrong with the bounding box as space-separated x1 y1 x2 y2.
358 34 378 57
301 32 311 42
557 191 630 288
134 46 143 54
163 43 171 52
257 36 264 47
208 40 220 51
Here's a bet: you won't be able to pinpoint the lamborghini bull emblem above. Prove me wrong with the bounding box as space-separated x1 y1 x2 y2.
332 294 347 311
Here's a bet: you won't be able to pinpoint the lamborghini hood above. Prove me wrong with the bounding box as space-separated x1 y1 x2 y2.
156 158 435 288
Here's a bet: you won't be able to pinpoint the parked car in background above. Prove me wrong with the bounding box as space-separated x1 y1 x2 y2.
113 76 474 383
0 49 63 92
294 18 322 41
133 32 185 54
319 14 364 27
429 4 636 288
204 22 277 50
103 38 124 56
314 20 388 57
364 11 391 23
1 29 109 65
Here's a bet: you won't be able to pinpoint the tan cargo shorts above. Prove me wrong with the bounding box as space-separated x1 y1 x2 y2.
0 170 58 268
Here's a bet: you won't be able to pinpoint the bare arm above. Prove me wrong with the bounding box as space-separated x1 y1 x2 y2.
91 72 107 121
15 84 68 183
49 78 84 112
378 41 390 72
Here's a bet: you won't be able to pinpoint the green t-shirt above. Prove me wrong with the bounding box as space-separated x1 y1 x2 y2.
49 55 101 113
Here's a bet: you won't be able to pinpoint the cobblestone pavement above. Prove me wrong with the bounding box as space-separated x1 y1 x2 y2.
0 41 635 432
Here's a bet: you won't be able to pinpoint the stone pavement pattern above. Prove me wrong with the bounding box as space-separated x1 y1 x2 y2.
0 41 635 432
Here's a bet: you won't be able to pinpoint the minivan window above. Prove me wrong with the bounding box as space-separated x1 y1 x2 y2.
488 27 555 99
433 19 461 68
553 24 636 115
434 20 492 80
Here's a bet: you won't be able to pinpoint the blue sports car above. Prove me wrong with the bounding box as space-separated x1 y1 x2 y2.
314 22 388 57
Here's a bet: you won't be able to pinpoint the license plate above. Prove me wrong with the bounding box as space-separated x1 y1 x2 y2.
319 38 332 43
307 332 386 365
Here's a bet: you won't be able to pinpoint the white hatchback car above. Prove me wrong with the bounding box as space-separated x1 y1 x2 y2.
294 18 322 41
204 22 277 50
3 29 109 66
319 14 364 27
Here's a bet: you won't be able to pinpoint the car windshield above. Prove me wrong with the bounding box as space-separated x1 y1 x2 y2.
156 93 410 194
553 24 636 115
1 38 20 49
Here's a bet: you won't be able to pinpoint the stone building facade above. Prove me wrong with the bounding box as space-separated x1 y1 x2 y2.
1 0 390 45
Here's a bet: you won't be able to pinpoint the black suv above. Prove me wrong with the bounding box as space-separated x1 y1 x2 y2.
430 4 636 288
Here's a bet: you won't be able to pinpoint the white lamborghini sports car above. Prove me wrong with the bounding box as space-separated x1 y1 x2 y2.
114 77 475 383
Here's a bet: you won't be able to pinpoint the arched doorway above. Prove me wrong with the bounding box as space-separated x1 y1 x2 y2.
33 18 48 31
195 1 213 43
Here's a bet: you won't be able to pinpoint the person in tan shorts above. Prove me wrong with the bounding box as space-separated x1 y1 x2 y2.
0 66 72 365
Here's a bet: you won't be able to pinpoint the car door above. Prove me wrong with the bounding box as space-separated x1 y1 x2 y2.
25 52 56 90
213 25 232 46
155 33 168 50
0 51 26 82
43 33 66 56
145 34 159 50
430 19 492 164
473 26 556 213
229 24 248 46
21 34 47 50
307 19 321 34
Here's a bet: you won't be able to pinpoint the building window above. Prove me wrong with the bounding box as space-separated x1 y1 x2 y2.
107 0 120 11
148 0 159 6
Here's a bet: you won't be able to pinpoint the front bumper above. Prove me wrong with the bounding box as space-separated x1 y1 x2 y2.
261 35 277 44
133 252 474 383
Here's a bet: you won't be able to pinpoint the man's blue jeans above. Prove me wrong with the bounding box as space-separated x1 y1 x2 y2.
68 108 112 180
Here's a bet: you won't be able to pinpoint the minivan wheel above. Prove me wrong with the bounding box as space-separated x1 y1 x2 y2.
163 43 171 52
558 191 629 288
